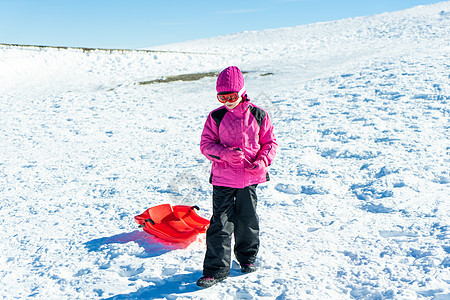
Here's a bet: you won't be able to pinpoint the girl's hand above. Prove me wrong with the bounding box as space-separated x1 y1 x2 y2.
247 159 266 175
221 147 245 165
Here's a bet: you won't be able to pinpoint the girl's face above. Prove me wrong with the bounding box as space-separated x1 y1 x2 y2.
224 97 242 110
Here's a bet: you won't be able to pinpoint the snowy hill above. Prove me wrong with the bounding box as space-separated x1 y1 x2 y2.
0 2 449 299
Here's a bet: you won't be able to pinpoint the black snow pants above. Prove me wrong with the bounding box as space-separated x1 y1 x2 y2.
202 184 259 278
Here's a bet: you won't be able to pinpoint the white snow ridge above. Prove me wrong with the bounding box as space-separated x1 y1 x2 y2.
1 2 449 299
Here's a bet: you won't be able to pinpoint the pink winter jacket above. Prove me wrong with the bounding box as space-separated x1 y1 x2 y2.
200 99 277 188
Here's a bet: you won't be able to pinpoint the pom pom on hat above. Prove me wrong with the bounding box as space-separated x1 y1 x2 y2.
216 66 246 96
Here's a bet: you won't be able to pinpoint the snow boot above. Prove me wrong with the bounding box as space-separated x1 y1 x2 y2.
196 275 227 288
241 263 257 273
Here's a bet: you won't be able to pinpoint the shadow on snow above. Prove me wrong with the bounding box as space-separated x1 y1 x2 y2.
101 263 248 299
102 271 203 300
84 231 204 298
84 230 191 259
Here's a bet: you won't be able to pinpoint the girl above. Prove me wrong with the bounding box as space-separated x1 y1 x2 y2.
197 66 277 288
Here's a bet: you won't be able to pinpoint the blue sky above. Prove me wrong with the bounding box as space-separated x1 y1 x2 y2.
0 0 445 49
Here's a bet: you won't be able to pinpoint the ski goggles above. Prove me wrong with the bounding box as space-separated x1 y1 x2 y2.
217 92 239 103
217 85 246 103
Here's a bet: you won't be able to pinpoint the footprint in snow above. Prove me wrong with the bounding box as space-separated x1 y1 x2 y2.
275 183 300 195
275 183 327 195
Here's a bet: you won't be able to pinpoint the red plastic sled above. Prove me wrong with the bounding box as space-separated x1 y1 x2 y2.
135 204 210 243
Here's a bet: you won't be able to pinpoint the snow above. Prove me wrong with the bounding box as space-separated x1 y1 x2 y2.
0 1 449 299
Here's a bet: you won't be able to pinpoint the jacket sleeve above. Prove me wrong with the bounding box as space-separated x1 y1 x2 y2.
257 113 277 166
200 112 225 162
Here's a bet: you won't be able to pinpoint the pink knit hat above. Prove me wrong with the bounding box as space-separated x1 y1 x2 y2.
216 66 246 96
